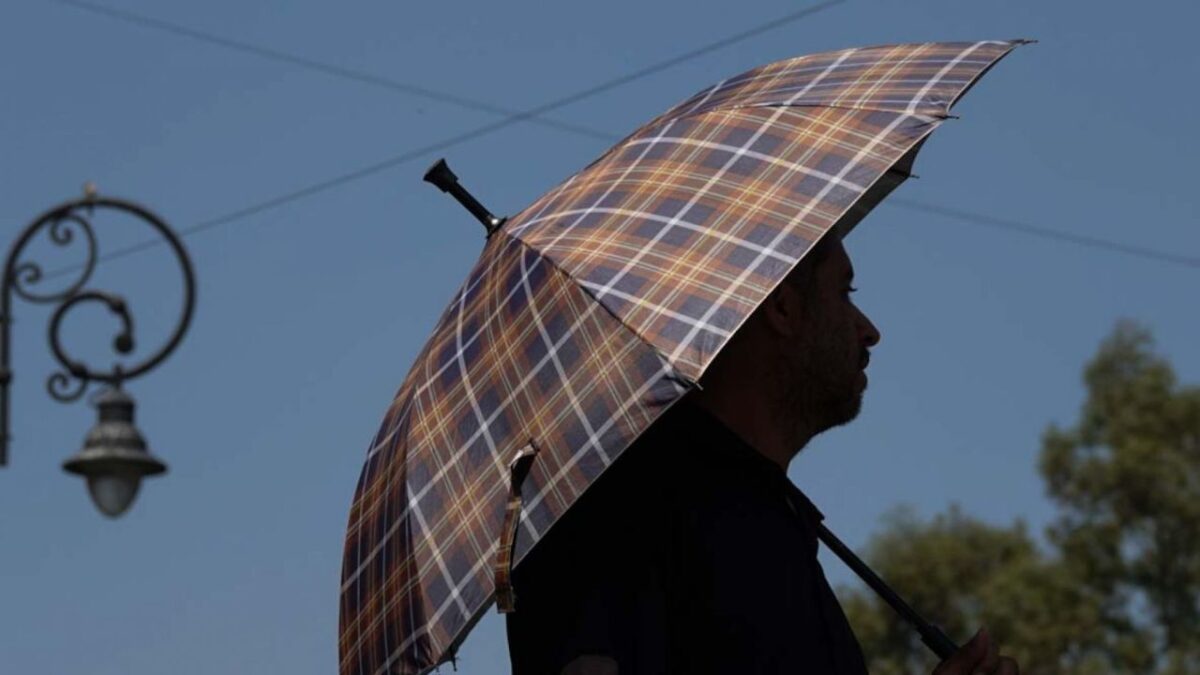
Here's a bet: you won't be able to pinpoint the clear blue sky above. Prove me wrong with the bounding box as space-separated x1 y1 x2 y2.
2 1 1197 673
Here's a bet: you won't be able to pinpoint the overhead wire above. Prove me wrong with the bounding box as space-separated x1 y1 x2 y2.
51 0 615 142
42 0 845 280
888 198 1200 269
41 0 1199 276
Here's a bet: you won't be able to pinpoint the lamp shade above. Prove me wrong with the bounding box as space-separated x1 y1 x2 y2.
62 387 167 517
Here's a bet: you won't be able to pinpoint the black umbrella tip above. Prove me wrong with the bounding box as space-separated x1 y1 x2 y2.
424 158 457 192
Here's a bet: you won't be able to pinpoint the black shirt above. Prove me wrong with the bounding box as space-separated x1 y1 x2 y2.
507 397 869 674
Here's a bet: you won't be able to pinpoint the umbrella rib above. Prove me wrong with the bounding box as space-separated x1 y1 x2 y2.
344 232 687 641
515 74 794 373
576 280 733 340
376 347 691 675
498 228 694 386
346 221 568 596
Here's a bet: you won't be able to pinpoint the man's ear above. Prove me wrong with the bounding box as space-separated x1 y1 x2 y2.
761 282 801 337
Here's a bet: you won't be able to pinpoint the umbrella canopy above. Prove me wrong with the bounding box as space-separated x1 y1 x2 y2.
339 39 1029 675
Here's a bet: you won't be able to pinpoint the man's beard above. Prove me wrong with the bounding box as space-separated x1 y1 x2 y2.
779 352 863 441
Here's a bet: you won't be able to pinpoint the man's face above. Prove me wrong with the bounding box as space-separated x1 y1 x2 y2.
781 238 881 432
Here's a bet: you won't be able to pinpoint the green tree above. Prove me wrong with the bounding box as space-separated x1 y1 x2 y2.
1041 321 1200 673
839 321 1197 674
839 506 1129 675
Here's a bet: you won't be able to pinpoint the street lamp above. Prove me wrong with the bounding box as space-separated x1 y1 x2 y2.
1 187 195 517
63 387 167 517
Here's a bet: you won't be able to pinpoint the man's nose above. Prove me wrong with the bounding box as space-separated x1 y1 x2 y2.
859 309 881 347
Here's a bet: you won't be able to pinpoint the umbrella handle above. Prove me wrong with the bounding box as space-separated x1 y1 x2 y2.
816 523 959 661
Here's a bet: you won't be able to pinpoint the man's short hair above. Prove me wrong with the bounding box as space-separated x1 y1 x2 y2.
779 234 839 296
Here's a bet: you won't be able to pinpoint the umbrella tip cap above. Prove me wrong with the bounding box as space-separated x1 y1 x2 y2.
424 158 457 192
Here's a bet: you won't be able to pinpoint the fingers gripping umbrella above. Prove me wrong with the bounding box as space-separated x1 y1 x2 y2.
340 40 1030 675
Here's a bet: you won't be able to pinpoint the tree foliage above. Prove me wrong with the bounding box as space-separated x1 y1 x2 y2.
839 321 1199 674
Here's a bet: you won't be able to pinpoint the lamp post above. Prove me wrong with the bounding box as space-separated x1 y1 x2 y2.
1 187 195 517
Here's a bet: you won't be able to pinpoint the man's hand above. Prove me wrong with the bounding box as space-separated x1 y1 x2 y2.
932 627 1019 675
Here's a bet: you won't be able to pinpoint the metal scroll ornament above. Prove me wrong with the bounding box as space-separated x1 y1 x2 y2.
0 188 196 517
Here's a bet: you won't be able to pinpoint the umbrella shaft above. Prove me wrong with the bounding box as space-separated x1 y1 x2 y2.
816 523 958 660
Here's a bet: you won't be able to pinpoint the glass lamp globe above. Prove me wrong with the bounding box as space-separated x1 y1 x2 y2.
62 387 167 518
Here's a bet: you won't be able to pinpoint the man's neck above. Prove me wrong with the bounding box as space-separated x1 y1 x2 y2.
685 388 813 471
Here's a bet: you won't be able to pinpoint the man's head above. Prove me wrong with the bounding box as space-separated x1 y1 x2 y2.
690 235 881 467
769 235 880 434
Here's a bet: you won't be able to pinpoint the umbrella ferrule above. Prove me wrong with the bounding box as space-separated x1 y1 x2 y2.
424 158 508 237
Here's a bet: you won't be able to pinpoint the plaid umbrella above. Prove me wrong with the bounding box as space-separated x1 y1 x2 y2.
340 39 1030 675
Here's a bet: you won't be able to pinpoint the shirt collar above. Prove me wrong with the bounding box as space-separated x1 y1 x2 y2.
665 396 825 523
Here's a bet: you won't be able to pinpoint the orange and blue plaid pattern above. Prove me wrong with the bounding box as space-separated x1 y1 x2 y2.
340 40 1029 674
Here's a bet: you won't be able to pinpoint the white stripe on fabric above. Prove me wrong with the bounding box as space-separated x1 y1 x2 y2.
513 207 802 265
407 490 469 618
669 117 921 367
519 361 686 515
771 76 974 92
346 243 542 592
679 52 997 105
408 173 581 401
906 41 989 115
362 211 553 464
506 76 724 242
451 272 514 520
577 280 734 338
505 121 679 242
659 44 939 368
395 278 514 625
586 48 857 350
672 75 730 118
519 247 613 466
374 536 498 675
375 362 687 675
375 438 394 675
624 136 870 193
355 511 366 675
344 279 610 591
666 44 937 365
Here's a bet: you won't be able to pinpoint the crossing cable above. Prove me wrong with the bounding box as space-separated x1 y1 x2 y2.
41 0 1199 274
41 0 845 280
51 0 614 142
887 198 1200 269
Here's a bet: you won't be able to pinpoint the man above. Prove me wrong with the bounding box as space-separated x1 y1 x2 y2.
507 235 1019 675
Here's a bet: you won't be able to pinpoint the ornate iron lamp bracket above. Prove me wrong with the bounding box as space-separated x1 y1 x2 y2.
0 189 196 466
